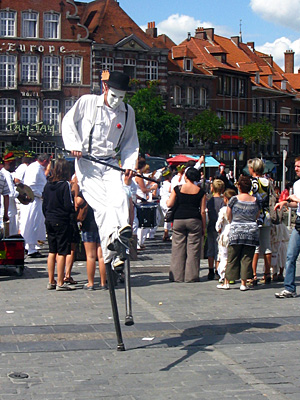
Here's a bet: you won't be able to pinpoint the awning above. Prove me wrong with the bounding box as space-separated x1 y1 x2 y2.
167 154 195 165
179 154 220 167
221 135 243 141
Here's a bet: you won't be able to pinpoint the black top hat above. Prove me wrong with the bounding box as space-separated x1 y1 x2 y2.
107 71 130 91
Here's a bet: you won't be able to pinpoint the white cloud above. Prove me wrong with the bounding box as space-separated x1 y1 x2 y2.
256 37 300 72
250 0 300 31
141 14 232 45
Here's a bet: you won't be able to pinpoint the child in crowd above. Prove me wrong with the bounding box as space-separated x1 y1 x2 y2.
76 192 107 291
207 179 225 280
215 189 237 282
42 159 75 291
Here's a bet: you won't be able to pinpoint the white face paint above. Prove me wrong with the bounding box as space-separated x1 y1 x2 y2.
106 87 126 109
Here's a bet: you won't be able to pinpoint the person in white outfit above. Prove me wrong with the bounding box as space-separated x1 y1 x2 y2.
20 154 51 257
215 189 236 282
2 152 19 236
160 169 172 241
14 151 37 184
62 71 139 264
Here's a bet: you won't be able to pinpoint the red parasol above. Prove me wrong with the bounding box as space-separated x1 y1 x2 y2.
167 154 195 165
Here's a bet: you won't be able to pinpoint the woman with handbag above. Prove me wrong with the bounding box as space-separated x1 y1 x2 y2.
167 167 206 282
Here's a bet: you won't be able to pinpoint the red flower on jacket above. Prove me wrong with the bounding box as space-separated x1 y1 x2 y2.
117 123 122 129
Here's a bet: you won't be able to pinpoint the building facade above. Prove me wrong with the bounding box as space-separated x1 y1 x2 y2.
0 0 91 155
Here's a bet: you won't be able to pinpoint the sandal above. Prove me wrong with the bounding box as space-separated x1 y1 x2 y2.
247 275 257 287
64 276 78 285
259 274 271 284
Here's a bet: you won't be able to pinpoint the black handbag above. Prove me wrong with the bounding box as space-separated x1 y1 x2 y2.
164 187 179 223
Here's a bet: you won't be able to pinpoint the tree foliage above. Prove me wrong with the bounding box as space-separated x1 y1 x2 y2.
240 119 273 145
128 85 181 155
187 109 225 144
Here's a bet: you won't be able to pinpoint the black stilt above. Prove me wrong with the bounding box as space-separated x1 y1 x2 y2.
124 255 134 326
105 262 125 351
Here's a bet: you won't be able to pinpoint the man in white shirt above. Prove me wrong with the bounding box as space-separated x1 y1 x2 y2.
1 152 19 236
20 154 50 257
62 71 139 264
275 156 300 298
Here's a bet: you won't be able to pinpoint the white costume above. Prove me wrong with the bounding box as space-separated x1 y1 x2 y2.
62 94 139 263
1 168 18 236
171 173 185 191
20 161 47 254
160 179 172 231
215 205 231 280
14 163 27 183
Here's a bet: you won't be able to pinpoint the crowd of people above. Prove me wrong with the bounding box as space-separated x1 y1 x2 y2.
0 71 299 300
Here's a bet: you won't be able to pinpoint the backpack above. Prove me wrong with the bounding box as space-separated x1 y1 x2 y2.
268 181 283 225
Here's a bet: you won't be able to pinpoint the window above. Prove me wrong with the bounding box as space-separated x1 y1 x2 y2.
199 88 206 107
217 76 224 94
21 56 38 83
123 58 136 79
174 86 181 106
224 76 231 96
43 99 59 129
252 99 257 117
99 57 114 71
30 141 57 158
240 113 246 128
184 58 192 72
239 79 246 97
64 57 81 84
22 11 38 38
43 56 60 89
186 87 194 105
0 10 16 37
44 12 60 39
21 99 38 124
146 60 158 81
271 101 276 120
0 98 15 130
280 107 291 123
65 99 77 114
0 55 16 88
232 77 238 96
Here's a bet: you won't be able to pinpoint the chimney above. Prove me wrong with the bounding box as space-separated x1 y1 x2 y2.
187 32 191 41
195 27 206 40
204 28 214 41
231 36 240 46
146 21 157 38
285 50 295 73
247 42 255 51
298 68 300 74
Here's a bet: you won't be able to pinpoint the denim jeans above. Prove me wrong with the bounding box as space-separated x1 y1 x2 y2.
284 228 300 293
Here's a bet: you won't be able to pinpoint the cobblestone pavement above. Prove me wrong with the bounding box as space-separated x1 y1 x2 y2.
1 227 300 399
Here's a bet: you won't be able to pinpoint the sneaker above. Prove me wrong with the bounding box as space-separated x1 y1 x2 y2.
83 283 95 291
27 251 46 258
240 284 249 291
275 289 296 298
113 256 125 272
56 283 76 291
217 283 230 290
207 270 215 280
47 282 56 290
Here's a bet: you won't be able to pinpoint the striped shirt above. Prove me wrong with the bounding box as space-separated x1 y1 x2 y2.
0 170 10 196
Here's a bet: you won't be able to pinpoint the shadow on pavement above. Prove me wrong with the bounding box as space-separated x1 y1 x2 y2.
140 321 281 371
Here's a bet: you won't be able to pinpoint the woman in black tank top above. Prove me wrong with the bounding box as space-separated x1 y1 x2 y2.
167 167 206 282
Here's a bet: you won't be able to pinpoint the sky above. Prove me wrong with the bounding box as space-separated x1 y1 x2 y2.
86 0 300 71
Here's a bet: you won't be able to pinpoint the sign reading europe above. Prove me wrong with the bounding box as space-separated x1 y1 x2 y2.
6 121 55 135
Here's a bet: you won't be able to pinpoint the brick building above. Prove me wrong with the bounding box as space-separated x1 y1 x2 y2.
0 0 91 154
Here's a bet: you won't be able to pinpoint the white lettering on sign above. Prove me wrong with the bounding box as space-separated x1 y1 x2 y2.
8 43 16 51
0 43 74 54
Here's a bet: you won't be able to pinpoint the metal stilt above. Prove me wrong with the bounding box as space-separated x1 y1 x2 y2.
105 261 125 351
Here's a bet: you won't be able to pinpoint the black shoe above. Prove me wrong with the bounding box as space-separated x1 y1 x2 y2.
27 251 46 258
207 270 215 280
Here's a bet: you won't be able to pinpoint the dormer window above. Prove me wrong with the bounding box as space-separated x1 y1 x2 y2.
268 75 273 87
184 58 193 72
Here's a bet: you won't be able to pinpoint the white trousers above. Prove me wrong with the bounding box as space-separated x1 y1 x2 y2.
76 158 129 263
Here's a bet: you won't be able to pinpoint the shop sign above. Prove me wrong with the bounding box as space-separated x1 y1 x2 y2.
6 121 55 135
0 42 67 54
